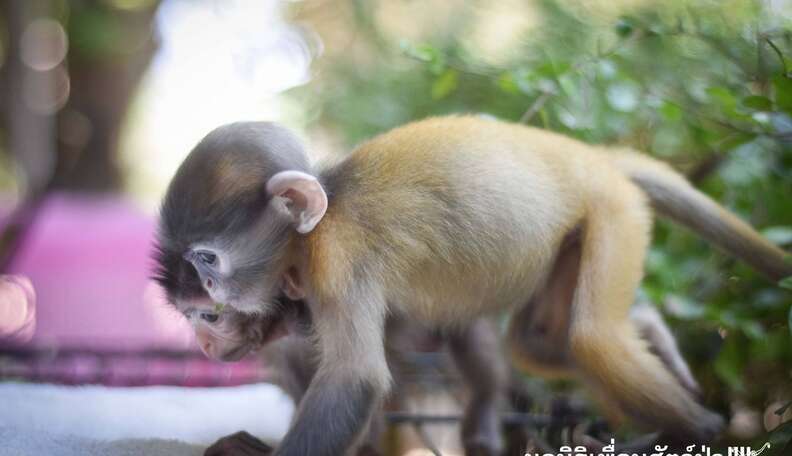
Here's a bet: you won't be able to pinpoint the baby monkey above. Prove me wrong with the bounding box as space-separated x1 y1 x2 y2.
155 116 792 456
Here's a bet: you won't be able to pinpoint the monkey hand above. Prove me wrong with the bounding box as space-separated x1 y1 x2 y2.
204 431 274 456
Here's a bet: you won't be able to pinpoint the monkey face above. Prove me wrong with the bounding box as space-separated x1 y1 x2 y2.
180 208 294 314
155 201 295 324
189 305 289 361
186 297 311 361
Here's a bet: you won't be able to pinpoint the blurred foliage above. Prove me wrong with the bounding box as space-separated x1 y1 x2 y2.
66 0 159 61
294 0 792 447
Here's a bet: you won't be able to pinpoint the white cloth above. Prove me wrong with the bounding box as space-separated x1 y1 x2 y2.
0 382 294 456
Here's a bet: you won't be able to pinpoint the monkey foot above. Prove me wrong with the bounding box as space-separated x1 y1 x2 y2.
204 431 274 456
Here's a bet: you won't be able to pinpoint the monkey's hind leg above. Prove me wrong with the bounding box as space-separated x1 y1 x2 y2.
507 230 581 381
507 233 627 429
568 177 722 441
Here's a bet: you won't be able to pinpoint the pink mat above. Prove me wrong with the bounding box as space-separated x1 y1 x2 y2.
4 194 192 350
0 193 266 386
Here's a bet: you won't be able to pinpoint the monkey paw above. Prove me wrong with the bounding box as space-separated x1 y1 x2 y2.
204 431 274 456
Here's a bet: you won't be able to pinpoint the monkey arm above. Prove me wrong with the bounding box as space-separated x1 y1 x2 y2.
273 287 390 456
274 377 379 456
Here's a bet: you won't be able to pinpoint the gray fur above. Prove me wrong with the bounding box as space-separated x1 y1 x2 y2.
630 173 792 281
276 381 376 456
631 302 700 397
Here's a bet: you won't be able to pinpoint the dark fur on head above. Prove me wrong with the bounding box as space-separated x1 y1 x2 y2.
152 122 311 304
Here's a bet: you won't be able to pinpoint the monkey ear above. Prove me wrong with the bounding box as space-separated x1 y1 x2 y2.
266 170 328 234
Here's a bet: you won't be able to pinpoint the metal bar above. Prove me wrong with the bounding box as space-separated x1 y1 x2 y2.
411 422 443 456
385 411 552 427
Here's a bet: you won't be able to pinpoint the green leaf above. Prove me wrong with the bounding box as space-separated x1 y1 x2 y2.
659 101 683 121
512 69 538 95
762 226 792 245
69 8 125 59
741 321 765 340
707 86 737 112
664 294 706 320
615 17 635 37
773 75 792 112
742 95 773 111
401 41 446 75
718 133 757 152
535 61 570 78
718 309 740 328
714 337 745 391
497 72 519 95
431 69 458 100
780 276 792 290
750 327 789 360
400 41 432 61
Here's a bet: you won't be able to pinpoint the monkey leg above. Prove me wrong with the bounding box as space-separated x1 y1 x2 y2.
448 319 508 456
567 180 722 441
273 285 391 456
507 231 629 432
507 229 706 435
507 231 581 380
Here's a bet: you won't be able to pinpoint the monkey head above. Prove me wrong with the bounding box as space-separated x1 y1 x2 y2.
153 122 326 360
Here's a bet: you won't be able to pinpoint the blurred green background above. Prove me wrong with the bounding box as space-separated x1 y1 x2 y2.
1 0 791 452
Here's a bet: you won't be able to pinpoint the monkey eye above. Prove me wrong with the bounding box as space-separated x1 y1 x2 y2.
195 251 217 266
200 312 219 323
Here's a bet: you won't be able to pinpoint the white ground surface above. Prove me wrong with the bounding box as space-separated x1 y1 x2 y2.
0 382 294 456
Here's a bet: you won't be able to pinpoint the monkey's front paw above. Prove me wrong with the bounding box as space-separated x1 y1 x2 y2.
204 431 274 456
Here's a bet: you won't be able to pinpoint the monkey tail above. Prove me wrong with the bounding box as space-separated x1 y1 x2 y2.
609 150 792 281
